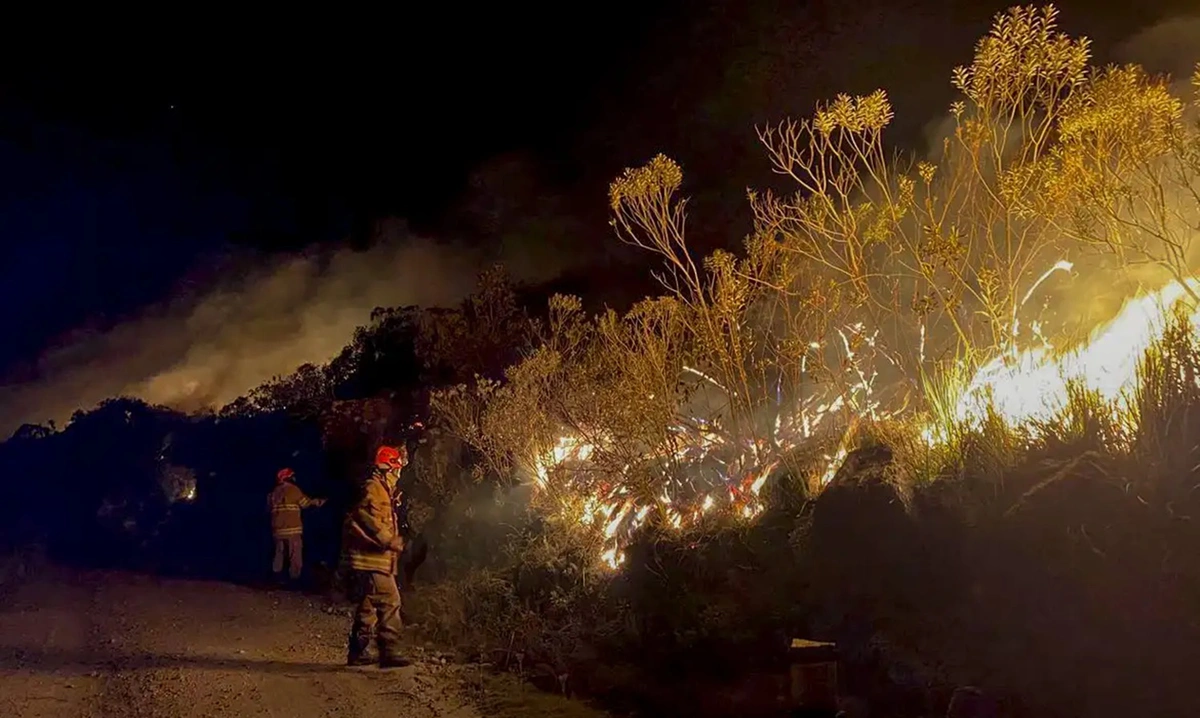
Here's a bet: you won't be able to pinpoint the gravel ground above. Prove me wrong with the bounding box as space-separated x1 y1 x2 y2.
0 567 602 718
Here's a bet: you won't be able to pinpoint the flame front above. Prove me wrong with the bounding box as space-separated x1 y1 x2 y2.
953 279 1200 433
526 266 1200 570
528 324 888 565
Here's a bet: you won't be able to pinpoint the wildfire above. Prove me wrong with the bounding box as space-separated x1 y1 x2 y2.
528 259 1200 571
528 325 886 566
952 278 1200 432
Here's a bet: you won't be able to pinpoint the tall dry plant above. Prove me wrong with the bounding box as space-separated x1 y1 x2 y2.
1023 62 1200 298
608 154 874 496
750 5 1091 396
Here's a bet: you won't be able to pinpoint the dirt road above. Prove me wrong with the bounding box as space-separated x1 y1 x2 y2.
0 567 602 718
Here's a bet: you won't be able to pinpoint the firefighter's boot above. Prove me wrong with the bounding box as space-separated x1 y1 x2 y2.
346 634 377 666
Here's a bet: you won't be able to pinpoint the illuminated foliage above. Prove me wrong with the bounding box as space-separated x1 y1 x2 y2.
434 4 1200 571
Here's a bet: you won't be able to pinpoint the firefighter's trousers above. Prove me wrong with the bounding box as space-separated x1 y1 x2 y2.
347 570 403 659
272 534 303 580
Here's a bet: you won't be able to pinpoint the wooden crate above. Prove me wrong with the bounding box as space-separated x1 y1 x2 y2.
788 638 839 712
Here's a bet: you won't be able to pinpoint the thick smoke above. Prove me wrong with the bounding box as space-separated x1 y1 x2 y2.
0 154 587 437
1113 15 1200 81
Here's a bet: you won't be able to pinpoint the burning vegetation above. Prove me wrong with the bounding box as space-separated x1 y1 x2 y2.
8 5 1200 717
433 4 1200 570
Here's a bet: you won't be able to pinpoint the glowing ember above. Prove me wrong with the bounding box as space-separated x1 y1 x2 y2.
527 319 885 568
600 547 626 569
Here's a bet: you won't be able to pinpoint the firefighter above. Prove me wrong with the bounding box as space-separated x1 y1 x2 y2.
342 444 411 667
267 467 326 584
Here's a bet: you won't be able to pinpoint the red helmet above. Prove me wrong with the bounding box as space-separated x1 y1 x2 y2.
276 467 295 483
375 445 406 469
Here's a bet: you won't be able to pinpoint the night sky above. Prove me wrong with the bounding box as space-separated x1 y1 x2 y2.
0 0 1195 433
0 2 681 364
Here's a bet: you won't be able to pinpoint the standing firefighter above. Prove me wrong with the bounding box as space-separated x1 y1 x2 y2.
342 445 410 667
267 467 326 584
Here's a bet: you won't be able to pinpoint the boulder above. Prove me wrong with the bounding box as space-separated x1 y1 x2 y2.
807 445 925 616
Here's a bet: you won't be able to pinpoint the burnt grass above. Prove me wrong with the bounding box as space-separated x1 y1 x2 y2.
405 327 1200 718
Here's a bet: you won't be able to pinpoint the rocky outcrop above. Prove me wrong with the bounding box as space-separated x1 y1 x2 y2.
808 445 923 614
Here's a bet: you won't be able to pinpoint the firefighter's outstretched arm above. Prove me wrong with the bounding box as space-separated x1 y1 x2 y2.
297 489 327 508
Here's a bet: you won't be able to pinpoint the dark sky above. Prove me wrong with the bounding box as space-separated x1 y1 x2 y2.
0 0 1195 432
0 2 685 365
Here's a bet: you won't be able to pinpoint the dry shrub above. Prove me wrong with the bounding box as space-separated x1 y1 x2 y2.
408 498 621 694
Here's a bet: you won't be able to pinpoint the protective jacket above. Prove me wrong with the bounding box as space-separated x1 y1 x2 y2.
268 482 317 538
342 470 401 574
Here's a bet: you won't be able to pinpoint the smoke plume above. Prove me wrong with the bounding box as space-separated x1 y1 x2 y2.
1113 15 1200 81
0 190 583 438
